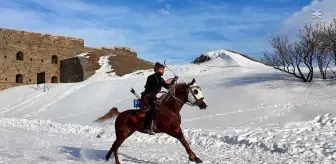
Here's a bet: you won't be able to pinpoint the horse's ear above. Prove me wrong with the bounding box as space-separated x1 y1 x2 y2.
190 78 196 85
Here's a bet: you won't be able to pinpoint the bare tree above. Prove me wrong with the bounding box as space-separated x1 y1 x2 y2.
299 24 321 82
323 19 336 77
262 20 336 82
291 43 307 80
327 19 336 65
262 36 294 72
262 32 314 82
314 22 333 79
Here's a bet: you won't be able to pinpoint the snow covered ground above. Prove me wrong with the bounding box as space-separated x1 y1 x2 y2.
1 50 336 163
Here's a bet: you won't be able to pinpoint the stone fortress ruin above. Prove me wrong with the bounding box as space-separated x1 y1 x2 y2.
0 28 153 90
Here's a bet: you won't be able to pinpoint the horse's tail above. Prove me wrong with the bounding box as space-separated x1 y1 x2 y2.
93 107 120 123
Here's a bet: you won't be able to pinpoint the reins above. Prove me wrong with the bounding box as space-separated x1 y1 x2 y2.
159 90 193 106
156 84 196 113
154 60 199 116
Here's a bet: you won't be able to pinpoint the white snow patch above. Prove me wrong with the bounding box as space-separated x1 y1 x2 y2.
204 50 268 68
1 115 336 163
87 55 120 82
96 56 112 73
1 50 336 163
76 52 90 58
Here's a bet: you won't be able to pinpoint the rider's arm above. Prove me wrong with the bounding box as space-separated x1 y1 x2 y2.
162 78 175 89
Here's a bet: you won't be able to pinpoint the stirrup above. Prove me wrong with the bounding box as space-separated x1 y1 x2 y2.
145 129 155 135
145 122 155 135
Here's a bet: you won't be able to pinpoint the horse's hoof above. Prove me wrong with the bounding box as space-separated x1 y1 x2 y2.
105 154 111 161
195 158 203 163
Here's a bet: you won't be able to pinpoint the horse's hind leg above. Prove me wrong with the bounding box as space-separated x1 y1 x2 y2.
168 128 203 163
105 138 124 163
105 127 134 164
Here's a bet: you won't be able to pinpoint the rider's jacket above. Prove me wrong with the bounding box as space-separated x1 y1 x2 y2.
141 73 175 97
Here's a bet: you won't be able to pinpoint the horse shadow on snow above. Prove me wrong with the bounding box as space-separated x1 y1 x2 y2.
60 146 159 164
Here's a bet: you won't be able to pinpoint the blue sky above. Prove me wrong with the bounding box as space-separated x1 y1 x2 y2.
0 0 334 64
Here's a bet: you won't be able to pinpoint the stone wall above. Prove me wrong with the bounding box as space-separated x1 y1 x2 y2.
0 28 150 91
108 55 153 76
0 82 20 91
60 56 95 83
60 57 84 83
59 50 153 82
0 28 84 89
78 56 95 80
84 47 137 57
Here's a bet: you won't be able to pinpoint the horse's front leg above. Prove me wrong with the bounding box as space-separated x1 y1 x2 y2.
167 127 203 163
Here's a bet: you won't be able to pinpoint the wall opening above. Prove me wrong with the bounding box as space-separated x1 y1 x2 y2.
51 55 58 64
60 58 84 83
16 74 23 83
51 76 58 83
16 51 24 61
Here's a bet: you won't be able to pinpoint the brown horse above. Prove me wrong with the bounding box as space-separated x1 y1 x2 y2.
94 78 208 164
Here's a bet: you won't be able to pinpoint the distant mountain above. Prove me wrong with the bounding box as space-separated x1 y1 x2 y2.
191 49 265 68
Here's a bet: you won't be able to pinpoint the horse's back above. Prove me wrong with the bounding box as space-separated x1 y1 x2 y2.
119 109 146 119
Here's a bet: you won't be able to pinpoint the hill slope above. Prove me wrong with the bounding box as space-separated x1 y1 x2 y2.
192 49 266 68
1 51 336 163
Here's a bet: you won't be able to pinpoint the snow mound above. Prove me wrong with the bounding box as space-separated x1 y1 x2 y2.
220 113 336 159
3 114 336 160
2 47 336 163
200 50 267 68
94 50 268 79
76 52 90 58
0 118 102 135
86 55 120 82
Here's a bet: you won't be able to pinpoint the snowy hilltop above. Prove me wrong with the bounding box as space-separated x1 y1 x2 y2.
1 50 336 163
191 50 267 68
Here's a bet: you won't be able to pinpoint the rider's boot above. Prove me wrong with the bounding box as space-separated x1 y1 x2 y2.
145 105 155 135
145 121 155 135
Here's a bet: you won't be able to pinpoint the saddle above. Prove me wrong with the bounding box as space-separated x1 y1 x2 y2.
131 90 170 119
131 98 150 118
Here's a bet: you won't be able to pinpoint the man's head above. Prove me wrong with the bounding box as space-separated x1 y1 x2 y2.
154 62 165 76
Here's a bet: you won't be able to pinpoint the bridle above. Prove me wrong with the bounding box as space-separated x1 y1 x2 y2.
162 61 204 107
186 84 204 106
159 83 204 107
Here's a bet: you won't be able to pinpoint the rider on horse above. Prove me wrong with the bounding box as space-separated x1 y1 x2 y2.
141 62 178 135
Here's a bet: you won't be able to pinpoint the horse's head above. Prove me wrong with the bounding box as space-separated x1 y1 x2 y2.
186 78 207 110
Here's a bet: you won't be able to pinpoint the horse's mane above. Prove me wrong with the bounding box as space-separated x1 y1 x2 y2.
172 82 188 91
157 83 187 100
157 82 187 102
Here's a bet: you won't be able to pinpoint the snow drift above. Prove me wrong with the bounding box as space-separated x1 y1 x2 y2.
1 52 336 163
192 50 267 68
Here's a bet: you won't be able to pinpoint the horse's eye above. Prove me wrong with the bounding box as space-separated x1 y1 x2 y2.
193 89 198 94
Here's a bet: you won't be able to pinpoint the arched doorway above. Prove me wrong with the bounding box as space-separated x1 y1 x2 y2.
51 76 58 83
16 74 23 83
51 55 58 64
16 51 24 61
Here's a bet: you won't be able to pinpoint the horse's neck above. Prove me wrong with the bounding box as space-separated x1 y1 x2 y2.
164 90 186 114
